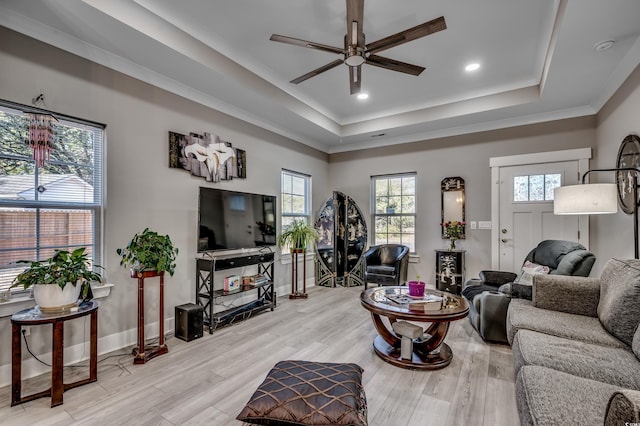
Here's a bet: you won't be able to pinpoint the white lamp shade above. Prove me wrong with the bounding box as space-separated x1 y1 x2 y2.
554 183 618 215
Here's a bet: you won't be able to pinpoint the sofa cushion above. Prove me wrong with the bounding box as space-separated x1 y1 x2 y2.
513 330 640 390
598 258 640 346
532 274 600 317
506 299 627 348
516 366 619 426
236 360 367 426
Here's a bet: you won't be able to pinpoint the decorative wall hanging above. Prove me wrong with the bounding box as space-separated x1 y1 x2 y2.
168 131 246 182
616 134 640 214
26 113 57 167
315 191 367 287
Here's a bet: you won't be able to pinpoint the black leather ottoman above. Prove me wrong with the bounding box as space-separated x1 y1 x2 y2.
237 360 367 426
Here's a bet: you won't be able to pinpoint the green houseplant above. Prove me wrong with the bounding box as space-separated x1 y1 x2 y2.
11 247 103 311
277 219 319 252
117 228 179 275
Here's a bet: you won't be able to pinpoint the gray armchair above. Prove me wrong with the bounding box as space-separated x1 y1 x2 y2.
461 240 595 343
364 244 409 290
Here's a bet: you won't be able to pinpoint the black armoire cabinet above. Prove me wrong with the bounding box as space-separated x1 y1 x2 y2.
315 192 367 287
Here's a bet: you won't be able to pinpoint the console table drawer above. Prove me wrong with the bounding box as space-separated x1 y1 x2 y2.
198 252 274 271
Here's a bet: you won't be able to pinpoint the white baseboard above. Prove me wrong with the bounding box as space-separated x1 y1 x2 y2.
0 316 175 388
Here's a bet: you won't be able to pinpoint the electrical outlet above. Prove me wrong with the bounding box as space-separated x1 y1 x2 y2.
23 326 30 337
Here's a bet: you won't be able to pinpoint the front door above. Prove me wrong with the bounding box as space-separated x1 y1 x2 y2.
498 161 580 271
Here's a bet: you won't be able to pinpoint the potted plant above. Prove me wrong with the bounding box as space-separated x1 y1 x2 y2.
407 275 426 297
442 220 466 250
116 228 179 276
277 219 319 252
11 247 103 312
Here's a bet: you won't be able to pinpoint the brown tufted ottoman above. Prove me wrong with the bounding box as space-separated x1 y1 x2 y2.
237 360 368 426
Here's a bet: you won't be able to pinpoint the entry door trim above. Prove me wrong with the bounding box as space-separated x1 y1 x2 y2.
490 148 592 269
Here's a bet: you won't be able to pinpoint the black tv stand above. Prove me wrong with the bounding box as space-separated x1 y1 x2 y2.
196 250 275 334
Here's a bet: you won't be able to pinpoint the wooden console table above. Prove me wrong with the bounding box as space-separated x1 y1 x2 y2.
131 270 168 364
11 300 99 407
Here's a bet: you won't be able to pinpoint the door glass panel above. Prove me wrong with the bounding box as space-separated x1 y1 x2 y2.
514 176 529 201
545 174 561 200
529 175 544 200
514 173 562 201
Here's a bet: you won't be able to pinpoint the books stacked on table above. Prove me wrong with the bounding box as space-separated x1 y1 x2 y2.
240 274 268 291
224 275 241 294
408 294 443 311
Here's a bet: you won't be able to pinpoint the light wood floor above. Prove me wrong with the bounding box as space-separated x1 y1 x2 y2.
0 286 519 426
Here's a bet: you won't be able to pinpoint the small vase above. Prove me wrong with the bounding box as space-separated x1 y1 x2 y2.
449 239 456 250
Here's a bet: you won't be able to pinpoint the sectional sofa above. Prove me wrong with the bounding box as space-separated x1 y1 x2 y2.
506 258 640 425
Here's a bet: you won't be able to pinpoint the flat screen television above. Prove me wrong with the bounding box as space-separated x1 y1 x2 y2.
198 187 277 252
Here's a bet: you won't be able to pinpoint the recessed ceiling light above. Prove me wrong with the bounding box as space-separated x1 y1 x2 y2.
357 93 369 100
465 63 480 72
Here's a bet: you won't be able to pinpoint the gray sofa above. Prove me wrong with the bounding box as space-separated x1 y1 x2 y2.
506 258 640 425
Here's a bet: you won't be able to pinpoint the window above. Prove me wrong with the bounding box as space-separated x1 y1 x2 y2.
0 102 104 296
371 173 416 251
514 173 561 202
281 168 311 231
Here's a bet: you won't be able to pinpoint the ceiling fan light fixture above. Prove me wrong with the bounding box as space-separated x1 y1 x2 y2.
345 55 366 66
269 2 446 95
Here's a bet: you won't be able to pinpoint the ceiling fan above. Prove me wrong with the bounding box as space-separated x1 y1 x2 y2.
270 0 446 95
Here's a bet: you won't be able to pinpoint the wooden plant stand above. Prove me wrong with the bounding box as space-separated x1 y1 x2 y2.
131 270 168 364
289 249 308 299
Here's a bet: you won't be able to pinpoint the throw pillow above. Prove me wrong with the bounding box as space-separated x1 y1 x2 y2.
236 360 367 426
515 261 550 286
598 258 640 347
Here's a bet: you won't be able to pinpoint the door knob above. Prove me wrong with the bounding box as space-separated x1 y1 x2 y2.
501 238 509 243
501 228 508 234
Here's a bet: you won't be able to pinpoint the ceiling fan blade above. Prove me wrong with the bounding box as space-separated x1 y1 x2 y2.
366 16 446 55
349 65 362 95
270 34 343 55
290 59 344 84
346 0 364 47
366 55 425 76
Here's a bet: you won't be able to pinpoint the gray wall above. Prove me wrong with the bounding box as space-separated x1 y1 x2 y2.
328 118 597 282
592 64 640 274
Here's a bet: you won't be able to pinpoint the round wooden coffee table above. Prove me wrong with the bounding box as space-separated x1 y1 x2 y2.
360 286 469 370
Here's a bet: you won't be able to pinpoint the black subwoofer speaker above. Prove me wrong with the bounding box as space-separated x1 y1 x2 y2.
175 303 203 342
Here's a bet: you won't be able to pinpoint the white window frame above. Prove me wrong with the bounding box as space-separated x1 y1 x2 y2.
280 169 311 255
370 172 417 252
0 101 105 300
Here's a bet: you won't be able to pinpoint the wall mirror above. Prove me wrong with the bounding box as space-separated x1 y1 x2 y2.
441 177 465 239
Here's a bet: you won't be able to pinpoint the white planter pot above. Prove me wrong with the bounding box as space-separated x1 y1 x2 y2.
33 282 82 312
